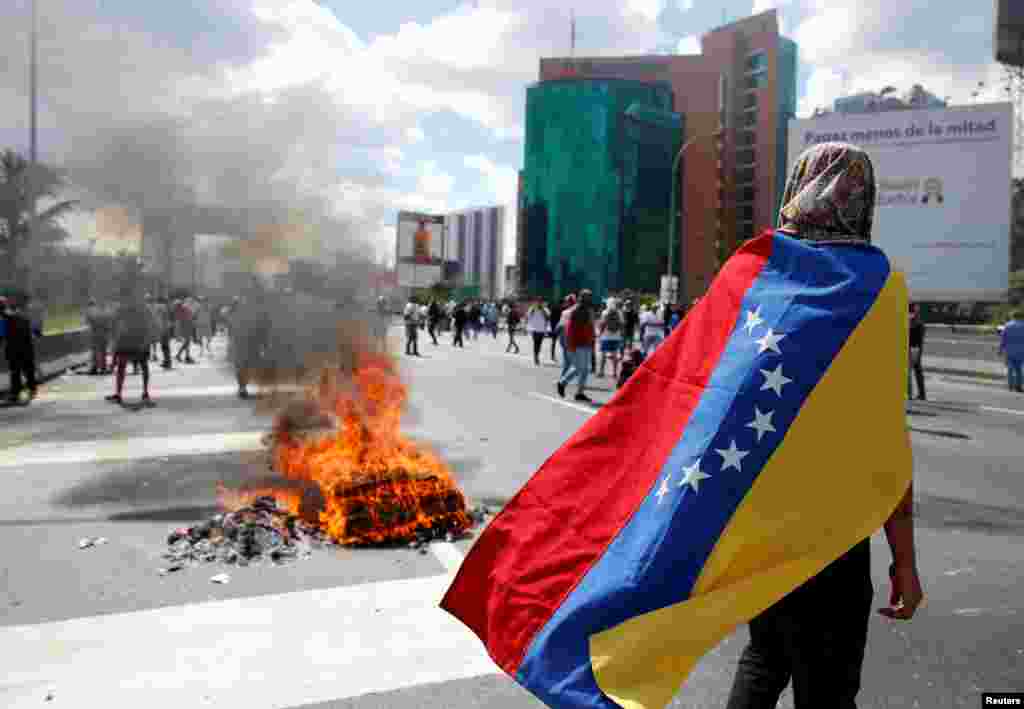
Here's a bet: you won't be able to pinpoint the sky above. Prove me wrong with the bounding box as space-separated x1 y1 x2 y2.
0 0 1012 266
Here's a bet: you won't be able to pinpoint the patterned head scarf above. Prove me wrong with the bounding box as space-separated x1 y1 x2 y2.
778 142 876 242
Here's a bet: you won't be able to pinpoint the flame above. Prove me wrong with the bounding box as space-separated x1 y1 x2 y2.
220 351 471 545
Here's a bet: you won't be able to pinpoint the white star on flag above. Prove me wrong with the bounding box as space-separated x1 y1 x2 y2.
678 459 712 493
746 407 777 441
755 328 785 355
715 439 750 473
656 474 672 504
742 306 764 335
760 364 793 397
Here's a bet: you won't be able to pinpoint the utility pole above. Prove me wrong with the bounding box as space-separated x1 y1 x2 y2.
25 0 39 293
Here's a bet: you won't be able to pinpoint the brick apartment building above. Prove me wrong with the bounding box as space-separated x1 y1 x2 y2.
538 10 797 300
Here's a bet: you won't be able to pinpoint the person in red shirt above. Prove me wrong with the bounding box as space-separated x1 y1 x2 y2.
556 289 595 403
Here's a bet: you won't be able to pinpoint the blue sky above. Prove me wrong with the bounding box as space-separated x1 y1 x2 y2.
0 1 1007 264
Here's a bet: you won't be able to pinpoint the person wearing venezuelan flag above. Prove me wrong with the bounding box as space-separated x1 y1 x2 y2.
725 142 924 709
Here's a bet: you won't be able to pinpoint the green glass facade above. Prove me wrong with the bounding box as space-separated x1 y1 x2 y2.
519 79 682 300
775 38 798 219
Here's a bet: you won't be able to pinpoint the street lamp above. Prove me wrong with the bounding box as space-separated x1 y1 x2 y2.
667 136 703 304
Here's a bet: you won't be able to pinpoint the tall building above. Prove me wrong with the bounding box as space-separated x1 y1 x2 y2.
538 9 798 301
443 205 506 300
517 78 681 300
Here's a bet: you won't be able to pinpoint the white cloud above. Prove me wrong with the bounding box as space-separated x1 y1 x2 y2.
464 155 518 205
625 0 666 22
797 66 845 117
676 34 701 55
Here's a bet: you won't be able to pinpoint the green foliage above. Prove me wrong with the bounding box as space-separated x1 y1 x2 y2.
0 149 78 288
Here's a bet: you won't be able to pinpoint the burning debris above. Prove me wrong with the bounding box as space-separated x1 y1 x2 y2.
218 352 475 548
162 495 333 570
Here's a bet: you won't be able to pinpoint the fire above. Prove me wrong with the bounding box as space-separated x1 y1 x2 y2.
220 351 472 546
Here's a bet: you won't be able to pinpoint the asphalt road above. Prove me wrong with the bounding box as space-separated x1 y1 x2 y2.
1 326 1022 708
925 330 1003 363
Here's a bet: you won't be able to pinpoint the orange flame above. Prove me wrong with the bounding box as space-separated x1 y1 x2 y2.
220 351 471 545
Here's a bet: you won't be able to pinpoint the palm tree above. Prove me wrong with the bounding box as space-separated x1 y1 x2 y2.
0 149 78 289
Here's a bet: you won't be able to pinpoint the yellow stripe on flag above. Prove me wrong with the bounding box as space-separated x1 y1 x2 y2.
590 272 912 709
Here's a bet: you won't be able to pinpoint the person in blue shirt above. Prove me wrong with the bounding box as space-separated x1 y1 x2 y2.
998 309 1024 393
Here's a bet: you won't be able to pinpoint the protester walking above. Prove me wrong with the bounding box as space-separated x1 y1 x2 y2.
174 298 196 364
505 303 522 354
557 294 577 380
486 302 500 338
452 303 467 348
195 298 214 356
106 288 156 407
908 303 926 401
403 300 421 356
999 308 1024 392
526 300 550 366
85 298 110 375
557 290 595 403
548 298 564 363
640 304 665 355
725 141 922 709
623 300 638 349
427 300 441 345
1 296 38 405
597 300 624 379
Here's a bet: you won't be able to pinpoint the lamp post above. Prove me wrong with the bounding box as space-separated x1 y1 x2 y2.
667 136 700 304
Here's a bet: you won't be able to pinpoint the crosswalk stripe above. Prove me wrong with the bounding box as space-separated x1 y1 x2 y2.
0 572 498 708
0 431 266 468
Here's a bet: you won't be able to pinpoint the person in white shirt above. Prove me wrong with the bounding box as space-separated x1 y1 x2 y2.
597 302 625 379
640 304 665 355
403 301 421 356
525 300 550 366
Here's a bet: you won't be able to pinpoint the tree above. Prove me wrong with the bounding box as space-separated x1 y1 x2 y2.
0 149 78 290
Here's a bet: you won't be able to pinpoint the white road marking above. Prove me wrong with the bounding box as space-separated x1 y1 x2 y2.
980 405 1024 417
0 574 498 708
529 392 596 415
429 541 466 574
0 431 266 468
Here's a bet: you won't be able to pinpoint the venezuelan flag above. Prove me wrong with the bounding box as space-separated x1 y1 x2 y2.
441 230 912 709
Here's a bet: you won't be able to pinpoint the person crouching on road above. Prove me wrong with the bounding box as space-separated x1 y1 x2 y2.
1 296 38 405
999 308 1024 392
403 300 421 356
106 288 155 407
557 289 595 403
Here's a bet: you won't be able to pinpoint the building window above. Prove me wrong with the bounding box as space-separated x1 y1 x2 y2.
738 221 755 240
737 148 756 167
746 52 767 74
740 205 754 222
742 110 757 127
744 92 757 109
739 185 756 203
744 73 768 90
736 166 755 185
738 131 755 147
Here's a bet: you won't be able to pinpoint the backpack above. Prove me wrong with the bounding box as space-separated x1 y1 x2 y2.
604 308 622 334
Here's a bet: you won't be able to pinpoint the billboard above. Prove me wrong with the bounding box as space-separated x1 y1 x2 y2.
788 103 1012 301
396 211 444 264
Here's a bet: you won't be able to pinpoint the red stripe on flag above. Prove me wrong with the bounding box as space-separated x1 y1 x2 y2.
441 235 774 676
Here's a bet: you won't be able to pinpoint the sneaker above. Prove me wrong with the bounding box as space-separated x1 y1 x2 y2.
141 396 156 408
105 394 123 404
574 393 593 403
238 388 250 400
557 382 566 398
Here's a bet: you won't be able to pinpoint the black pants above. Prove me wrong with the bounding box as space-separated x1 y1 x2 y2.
160 332 172 367
550 328 559 360
908 348 925 399
7 350 37 400
531 333 545 363
726 540 873 709
453 325 464 347
428 320 439 345
506 329 520 354
405 325 419 355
